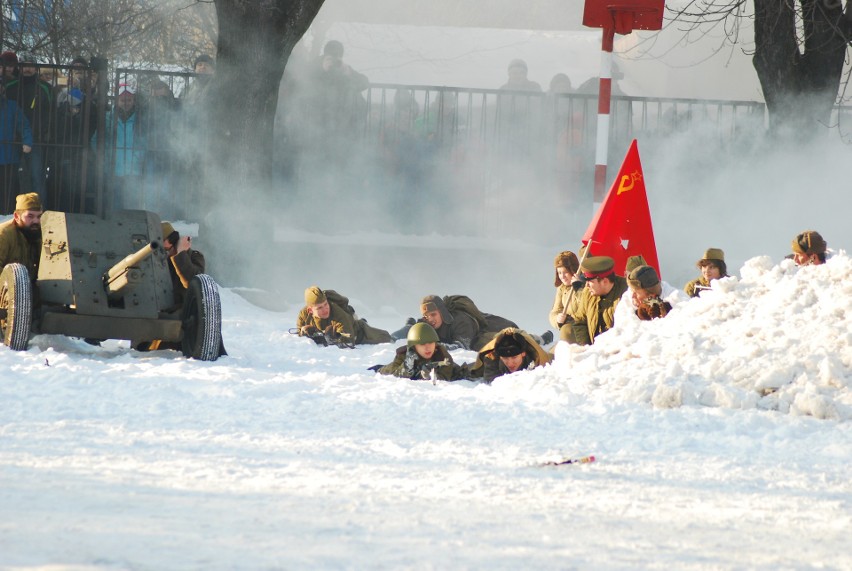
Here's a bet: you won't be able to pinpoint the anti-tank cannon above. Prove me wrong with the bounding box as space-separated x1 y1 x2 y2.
0 210 223 360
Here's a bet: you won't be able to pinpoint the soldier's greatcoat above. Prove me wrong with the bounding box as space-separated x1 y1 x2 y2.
0 218 40 279
571 276 629 345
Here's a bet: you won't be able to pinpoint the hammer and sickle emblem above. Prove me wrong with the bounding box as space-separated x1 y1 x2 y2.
617 174 635 195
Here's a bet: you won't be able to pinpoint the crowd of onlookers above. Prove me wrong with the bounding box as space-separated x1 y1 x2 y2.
0 50 215 219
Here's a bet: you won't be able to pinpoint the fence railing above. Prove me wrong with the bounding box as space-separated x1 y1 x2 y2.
7 67 830 225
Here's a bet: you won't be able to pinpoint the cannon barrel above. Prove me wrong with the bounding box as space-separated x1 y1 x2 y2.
103 241 160 298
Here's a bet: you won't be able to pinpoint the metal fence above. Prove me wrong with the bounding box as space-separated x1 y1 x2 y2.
1 66 786 221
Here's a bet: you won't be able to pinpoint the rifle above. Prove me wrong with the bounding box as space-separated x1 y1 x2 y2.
287 327 356 349
539 455 596 467
420 359 451 384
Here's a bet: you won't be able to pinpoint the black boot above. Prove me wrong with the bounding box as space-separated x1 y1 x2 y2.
540 330 554 345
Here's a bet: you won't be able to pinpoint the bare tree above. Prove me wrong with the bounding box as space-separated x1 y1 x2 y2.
670 0 852 135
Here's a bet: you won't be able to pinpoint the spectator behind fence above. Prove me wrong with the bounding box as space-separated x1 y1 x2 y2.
4 53 52 200
0 79 33 211
91 83 146 212
48 88 87 212
500 59 542 92
142 78 180 217
302 40 369 159
181 54 215 106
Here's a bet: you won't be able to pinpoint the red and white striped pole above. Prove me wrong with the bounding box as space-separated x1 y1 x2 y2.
593 26 616 212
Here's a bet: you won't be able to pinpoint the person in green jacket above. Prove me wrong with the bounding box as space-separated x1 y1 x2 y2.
374 322 464 381
0 192 42 280
684 248 728 298
571 255 629 345
297 286 392 345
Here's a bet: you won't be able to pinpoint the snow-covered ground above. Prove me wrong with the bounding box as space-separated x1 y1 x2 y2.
1 248 850 569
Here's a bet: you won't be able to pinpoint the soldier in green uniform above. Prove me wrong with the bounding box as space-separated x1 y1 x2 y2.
570 255 629 345
549 250 583 343
469 327 552 383
374 322 465 381
297 286 392 345
0 192 42 280
684 248 728 298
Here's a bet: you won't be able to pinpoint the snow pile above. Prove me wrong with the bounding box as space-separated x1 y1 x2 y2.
533 253 852 419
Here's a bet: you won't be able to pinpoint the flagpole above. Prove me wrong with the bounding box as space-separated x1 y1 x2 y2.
593 27 615 214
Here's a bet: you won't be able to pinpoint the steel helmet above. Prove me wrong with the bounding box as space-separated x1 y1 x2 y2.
407 322 439 346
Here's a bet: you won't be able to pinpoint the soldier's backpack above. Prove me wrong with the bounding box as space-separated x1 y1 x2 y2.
325 289 392 344
324 289 358 318
443 295 489 329
442 295 517 333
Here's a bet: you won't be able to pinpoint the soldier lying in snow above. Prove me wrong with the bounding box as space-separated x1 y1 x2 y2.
468 328 552 384
416 294 520 351
297 286 392 346
372 323 466 381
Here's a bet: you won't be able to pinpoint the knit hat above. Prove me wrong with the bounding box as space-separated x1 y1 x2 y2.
194 54 215 68
0 51 17 66
508 59 528 71
625 255 647 275
580 256 615 279
323 40 344 58
420 295 454 324
791 231 826 256
554 251 580 286
627 265 660 291
494 333 525 357
15 192 42 212
304 286 326 306
161 222 179 245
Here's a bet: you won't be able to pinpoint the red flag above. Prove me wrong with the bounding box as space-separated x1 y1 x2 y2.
581 139 660 278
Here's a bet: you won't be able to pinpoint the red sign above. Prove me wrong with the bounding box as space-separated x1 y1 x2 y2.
583 0 665 35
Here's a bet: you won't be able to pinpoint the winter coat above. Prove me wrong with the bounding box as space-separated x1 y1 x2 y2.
168 248 205 308
0 98 33 165
549 281 583 328
468 328 552 383
0 218 41 279
92 109 146 177
571 276 629 345
296 290 392 345
378 343 463 381
4 75 52 142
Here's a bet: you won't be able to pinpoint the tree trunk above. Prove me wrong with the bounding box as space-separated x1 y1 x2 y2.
753 0 849 135
208 0 325 192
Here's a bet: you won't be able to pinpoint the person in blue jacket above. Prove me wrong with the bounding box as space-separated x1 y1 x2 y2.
0 78 33 212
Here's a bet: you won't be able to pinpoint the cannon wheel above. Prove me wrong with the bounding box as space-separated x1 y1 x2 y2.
181 274 222 361
0 263 33 351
